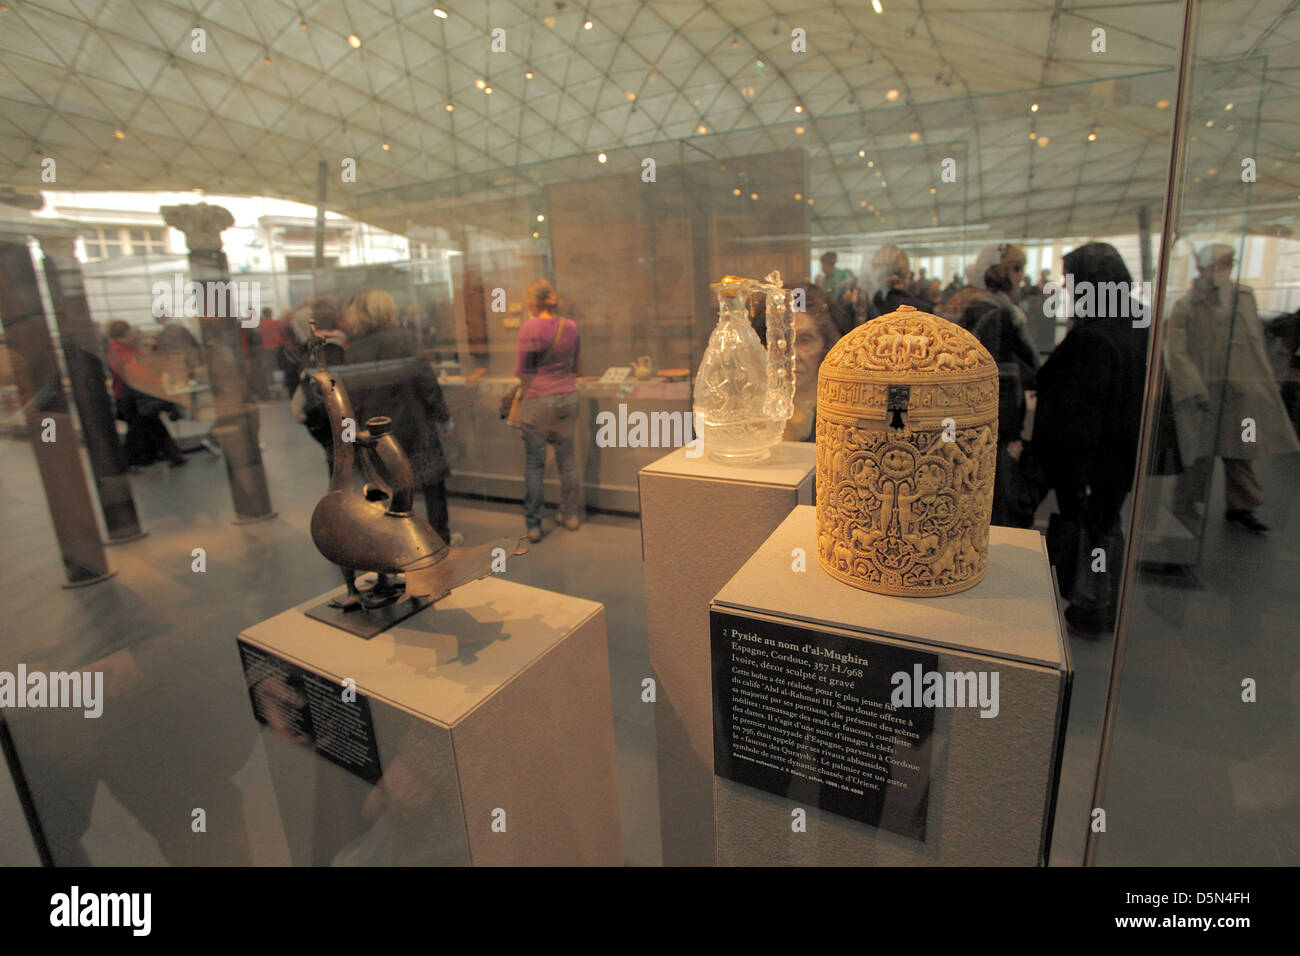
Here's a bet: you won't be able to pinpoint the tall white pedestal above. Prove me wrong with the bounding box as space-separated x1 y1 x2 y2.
238 576 622 866
639 442 816 866
711 506 1071 866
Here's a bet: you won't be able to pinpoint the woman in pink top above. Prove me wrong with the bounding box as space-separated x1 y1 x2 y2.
515 278 581 540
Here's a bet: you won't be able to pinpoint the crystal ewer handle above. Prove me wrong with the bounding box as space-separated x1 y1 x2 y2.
760 270 796 422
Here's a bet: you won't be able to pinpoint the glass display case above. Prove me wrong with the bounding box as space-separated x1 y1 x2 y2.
0 0 1294 871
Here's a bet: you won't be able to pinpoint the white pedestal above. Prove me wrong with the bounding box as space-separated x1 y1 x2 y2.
711 506 1070 866
639 442 816 865
238 576 622 866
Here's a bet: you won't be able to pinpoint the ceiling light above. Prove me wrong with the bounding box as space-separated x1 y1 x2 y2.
795 126 805 135
348 34 361 48
1037 136 1050 147
858 149 866 157
1087 132 1097 141
750 193 758 200
484 86 493 93
741 85 755 97
867 160 874 167
807 198 814 205
1030 103 1038 112
532 231 539 238
1205 120 1213 127
1029 131 1037 140
872 0 883 13
381 142 390 150
525 70 534 79
299 19 307 29
434 8 448 18
114 129 125 139
909 131 920 141
860 200 867 207
264 54 272 64
1156 99 1170 109
929 187 937 194
880 180 887 187
597 152 607 163
733 188 742 196
625 91 636 101
583 17 593 30
696 123 708 134
104 161 112 168
445 103 454 111
885 88 899 101
794 193 802 200
475 78 486 89
794 104 803 113
1208 168 1217 175
1224 102 1233 111
537 214 545 222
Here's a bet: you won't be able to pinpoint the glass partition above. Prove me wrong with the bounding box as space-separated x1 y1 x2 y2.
1090 0 1300 865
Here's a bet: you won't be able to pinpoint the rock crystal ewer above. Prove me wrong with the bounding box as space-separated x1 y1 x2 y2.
693 271 797 463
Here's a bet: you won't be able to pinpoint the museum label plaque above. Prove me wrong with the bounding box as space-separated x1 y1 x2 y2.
711 610 937 840
238 640 382 784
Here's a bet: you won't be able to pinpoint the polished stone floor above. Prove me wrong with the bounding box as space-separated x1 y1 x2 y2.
0 398 1294 866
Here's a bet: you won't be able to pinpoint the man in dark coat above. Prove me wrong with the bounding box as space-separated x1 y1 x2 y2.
961 263 1041 527
1033 242 1150 633
341 289 453 545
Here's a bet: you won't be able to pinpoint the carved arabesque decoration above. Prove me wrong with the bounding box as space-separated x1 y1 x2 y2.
815 305 998 597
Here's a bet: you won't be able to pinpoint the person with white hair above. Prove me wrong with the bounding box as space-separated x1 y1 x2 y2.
1165 243 1299 533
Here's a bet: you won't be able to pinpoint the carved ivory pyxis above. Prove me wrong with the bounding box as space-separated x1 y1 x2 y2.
815 305 998 596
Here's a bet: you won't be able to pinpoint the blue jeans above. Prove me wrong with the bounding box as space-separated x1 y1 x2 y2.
521 392 580 528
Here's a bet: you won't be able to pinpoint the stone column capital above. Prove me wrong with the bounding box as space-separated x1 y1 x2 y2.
161 202 235 253
33 231 78 259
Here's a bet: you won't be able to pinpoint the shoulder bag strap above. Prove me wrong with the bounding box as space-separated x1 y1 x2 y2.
539 316 564 365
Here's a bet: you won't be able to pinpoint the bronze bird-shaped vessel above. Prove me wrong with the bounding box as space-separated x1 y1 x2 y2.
301 322 524 633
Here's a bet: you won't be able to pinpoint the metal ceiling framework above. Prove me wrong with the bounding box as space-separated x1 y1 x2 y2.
0 0 1296 242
